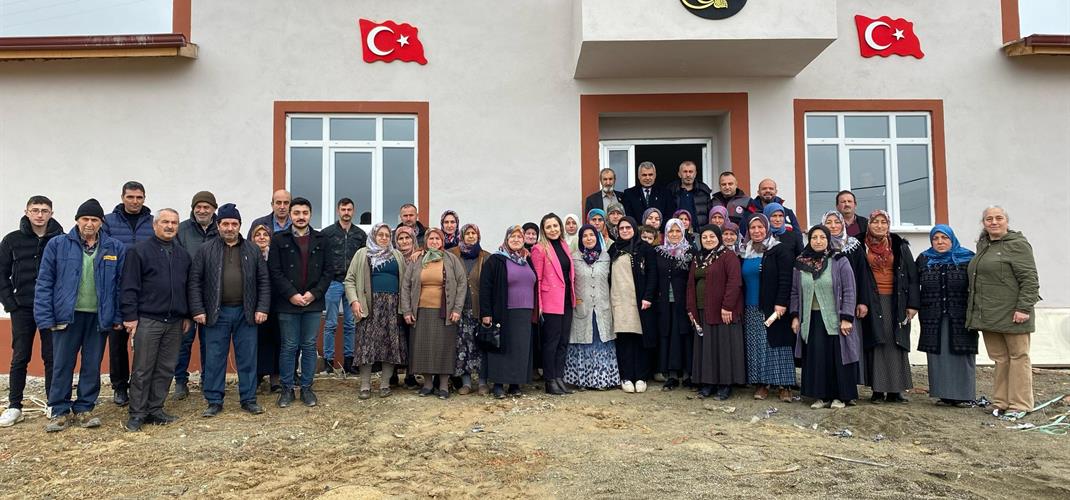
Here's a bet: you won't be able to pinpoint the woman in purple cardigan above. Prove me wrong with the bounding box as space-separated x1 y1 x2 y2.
790 225 862 409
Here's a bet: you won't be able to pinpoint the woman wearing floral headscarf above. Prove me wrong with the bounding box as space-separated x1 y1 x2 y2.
862 210 919 404
564 225 620 390
686 225 743 400
917 225 977 407
480 225 539 399
563 214 581 251
654 218 695 390
440 210 461 250
448 223 491 395
345 223 407 399
740 214 796 402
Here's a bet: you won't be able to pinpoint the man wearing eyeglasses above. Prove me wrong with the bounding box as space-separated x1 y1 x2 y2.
0 196 64 427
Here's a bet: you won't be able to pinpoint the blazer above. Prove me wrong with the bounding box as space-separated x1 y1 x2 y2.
343 247 406 323
530 239 577 315
399 252 468 324
622 185 675 227
584 190 625 214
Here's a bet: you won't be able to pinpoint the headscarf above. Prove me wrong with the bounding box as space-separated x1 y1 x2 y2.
563 213 581 249
795 225 833 279
440 210 460 249
497 225 530 265
366 223 396 270
522 222 539 250
821 210 861 254
251 224 271 259
586 208 608 247
606 203 625 240
657 218 692 263
762 202 787 236
739 214 780 259
420 227 446 268
641 207 663 228
921 224 975 266
695 224 726 270
672 209 693 229
394 225 418 260
577 224 603 266
864 209 893 272
608 216 639 261
721 220 740 252
458 223 482 259
708 206 729 227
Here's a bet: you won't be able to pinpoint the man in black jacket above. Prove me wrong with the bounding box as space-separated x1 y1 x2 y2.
188 203 270 417
319 198 367 374
665 161 713 226
622 162 674 228
120 209 192 431
836 190 869 238
172 190 218 400
269 197 332 408
584 168 625 215
0 196 63 427
395 203 426 241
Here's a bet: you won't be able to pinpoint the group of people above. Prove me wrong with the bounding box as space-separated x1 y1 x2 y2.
0 162 1041 434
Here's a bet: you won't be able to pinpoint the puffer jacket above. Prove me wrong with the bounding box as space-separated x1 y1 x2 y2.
711 188 750 224
188 236 271 327
102 204 154 247
321 221 367 281
176 214 218 259
0 216 63 312
33 227 126 331
966 230 1040 334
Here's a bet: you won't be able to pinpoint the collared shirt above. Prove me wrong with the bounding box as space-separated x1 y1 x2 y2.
601 190 619 210
273 217 292 234
81 236 99 255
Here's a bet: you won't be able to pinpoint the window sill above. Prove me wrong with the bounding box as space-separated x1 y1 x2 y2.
0 34 197 61
1003 35 1070 57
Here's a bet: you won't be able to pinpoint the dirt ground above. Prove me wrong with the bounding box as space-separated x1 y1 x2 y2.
1 366 1069 499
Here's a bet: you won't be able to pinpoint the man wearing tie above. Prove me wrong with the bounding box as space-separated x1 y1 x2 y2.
623 162 674 228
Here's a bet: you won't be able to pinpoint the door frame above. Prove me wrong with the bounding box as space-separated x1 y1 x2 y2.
598 138 713 188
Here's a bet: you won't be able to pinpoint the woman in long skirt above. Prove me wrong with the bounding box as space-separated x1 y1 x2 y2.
564 225 620 390
608 217 658 394
740 214 796 402
449 223 490 395
393 225 421 388
481 226 538 399
686 225 745 400
655 218 694 390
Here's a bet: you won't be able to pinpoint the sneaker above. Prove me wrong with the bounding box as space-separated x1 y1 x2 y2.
277 389 295 408
45 413 73 433
173 381 190 401
622 381 635 393
635 380 648 393
202 403 223 418
830 400 846 409
146 411 179 425
0 408 24 427
77 412 102 428
811 400 829 409
300 388 318 407
113 388 129 407
124 416 144 432
1002 410 1028 421
240 402 265 415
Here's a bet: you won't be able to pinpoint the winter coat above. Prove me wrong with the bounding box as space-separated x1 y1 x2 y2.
267 228 333 314
655 251 693 340
790 257 862 366
742 242 795 348
966 230 1040 334
666 180 713 226
686 250 743 325
608 241 658 343
120 237 191 323
449 247 490 318
188 236 271 327
570 250 614 344
175 215 218 259
34 228 125 331
531 240 577 315
400 252 468 324
343 247 406 323
915 257 976 355
862 233 921 351
321 221 367 281
0 216 63 312
102 204 154 247
710 188 750 224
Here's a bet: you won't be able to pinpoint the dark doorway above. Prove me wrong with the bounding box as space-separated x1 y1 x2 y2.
634 144 705 190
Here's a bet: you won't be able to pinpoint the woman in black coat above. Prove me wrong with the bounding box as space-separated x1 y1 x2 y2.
740 214 796 402
480 225 539 399
654 218 694 390
608 217 658 394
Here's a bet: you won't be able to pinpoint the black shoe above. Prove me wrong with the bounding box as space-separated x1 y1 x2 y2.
300 388 318 407
870 392 885 404
886 393 909 403
277 389 295 408
344 356 356 375
173 381 189 401
323 359 335 374
146 411 178 425
545 381 565 396
697 386 714 398
389 373 400 387
715 386 732 400
202 403 223 418
113 388 130 407
404 374 420 389
450 376 464 391
437 389 450 400
270 384 283 394
662 378 679 391
241 402 265 415
507 384 523 397
124 416 144 432
418 387 434 397
493 385 506 399
555 379 575 394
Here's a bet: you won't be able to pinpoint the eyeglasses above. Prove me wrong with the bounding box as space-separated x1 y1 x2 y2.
27 208 52 215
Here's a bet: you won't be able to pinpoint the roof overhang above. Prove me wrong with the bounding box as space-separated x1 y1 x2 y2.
1002 34 1070 56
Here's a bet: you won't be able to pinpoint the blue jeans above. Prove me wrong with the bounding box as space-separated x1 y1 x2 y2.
203 306 258 404
278 311 321 389
173 322 206 383
323 280 355 360
48 312 108 416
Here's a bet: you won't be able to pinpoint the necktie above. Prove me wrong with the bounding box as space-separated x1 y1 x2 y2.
644 188 650 204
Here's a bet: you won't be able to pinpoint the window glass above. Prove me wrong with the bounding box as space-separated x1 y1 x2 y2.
806 145 839 223
333 151 374 227
897 145 932 226
383 118 415 141
290 148 323 218
848 149 888 214
844 116 889 138
895 116 928 138
290 118 322 141
806 116 838 138
0 0 172 37
383 147 416 219
330 118 376 141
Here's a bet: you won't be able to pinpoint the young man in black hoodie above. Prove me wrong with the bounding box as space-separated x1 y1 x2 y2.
0 196 63 427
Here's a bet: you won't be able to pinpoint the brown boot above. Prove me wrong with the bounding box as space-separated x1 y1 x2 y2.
753 386 769 400
778 387 793 402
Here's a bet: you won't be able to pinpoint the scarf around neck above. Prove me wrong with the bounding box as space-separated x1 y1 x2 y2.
657 218 692 263
366 223 396 271
921 224 975 266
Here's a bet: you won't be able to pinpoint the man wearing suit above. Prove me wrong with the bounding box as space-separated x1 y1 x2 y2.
584 168 625 215
622 162 674 228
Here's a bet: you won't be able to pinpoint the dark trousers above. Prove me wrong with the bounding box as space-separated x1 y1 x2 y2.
108 328 130 391
129 318 183 419
615 332 652 382
7 309 53 409
540 312 572 380
203 306 259 405
48 312 108 416
256 313 281 377
173 323 207 384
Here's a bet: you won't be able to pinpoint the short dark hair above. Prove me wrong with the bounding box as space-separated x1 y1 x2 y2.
719 171 736 180
638 225 659 237
337 197 355 208
836 190 857 204
399 203 417 213
290 197 313 212
26 195 52 208
122 181 145 195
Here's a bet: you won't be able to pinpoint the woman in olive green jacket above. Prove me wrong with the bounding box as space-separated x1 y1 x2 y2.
966 206 1040 416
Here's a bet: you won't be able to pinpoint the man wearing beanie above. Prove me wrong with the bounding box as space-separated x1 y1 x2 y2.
102 181 154 407
172 190 219 400
36 198 126 432
188 203 271 417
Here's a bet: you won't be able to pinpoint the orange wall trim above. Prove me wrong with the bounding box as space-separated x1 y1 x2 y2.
578 93 750 208
272 101 431 226
172 0 192 40
792 99 948 229
1001 0 1021 43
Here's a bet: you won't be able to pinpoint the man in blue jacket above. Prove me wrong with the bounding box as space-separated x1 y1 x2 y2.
102 180 153 407
36 199 125 433
743 178 803 233
120 209 192 432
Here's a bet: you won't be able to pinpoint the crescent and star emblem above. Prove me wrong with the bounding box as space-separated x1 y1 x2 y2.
864 21 907 50
366 25 395 56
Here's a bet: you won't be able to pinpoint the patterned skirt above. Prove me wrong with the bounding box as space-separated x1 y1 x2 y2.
409 308 458 375
353 293 406 366
744 305 796 386
564 314 621 389
454 308 483 376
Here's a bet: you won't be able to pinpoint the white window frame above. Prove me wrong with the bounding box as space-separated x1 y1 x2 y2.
285 113 418 230
804 112 935 232
599 138 713 188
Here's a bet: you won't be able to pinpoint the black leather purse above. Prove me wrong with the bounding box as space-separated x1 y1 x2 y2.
477 322 502 351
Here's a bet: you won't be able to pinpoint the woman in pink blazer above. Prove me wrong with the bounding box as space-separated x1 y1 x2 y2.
531 213 577 395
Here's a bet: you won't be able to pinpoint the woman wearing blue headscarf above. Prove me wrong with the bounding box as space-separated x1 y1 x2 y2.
916 225 977 407
763 203 803 257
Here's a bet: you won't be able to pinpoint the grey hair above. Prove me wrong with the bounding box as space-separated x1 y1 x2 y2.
155 208 180 221
637 161 656 172
599 167 615 177
981 205 1009 222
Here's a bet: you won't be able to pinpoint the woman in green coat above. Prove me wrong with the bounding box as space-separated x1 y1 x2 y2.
966 206 1040 418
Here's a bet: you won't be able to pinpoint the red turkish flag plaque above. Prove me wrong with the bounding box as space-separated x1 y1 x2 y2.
359 19 427 64
854 15 924 59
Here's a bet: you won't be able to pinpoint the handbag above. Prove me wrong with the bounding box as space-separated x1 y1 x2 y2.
477 321 502 351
